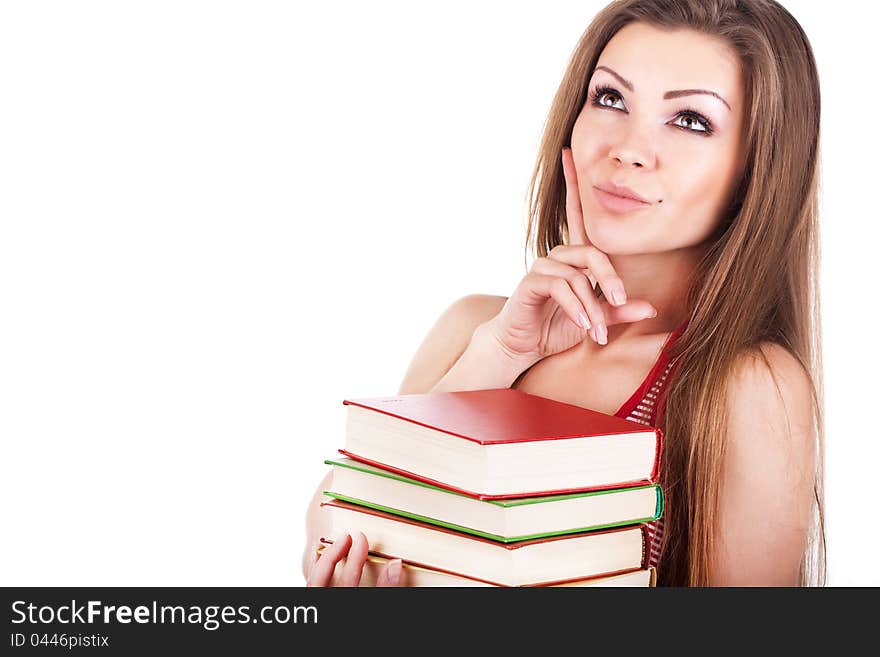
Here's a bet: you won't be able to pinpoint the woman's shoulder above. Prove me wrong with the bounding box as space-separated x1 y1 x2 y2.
729 341 811 396
727 341 813 417
725 340 816 458
396 293 508 395
455 293 508 320
424 293 508 337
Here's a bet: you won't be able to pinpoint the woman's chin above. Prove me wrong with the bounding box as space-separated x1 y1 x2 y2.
584 219 644 255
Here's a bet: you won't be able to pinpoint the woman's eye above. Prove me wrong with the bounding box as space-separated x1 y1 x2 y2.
595 90 625 110
672 112 712 134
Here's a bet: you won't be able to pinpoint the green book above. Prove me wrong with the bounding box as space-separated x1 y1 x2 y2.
323 457 662 543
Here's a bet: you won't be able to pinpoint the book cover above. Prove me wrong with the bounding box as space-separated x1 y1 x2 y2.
323 456 664 542
341 388 663 499
343 387 662 446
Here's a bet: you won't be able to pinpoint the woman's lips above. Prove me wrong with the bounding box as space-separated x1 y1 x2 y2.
592 185 652 214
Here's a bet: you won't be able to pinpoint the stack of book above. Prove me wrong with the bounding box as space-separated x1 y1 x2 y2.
318 388 663 587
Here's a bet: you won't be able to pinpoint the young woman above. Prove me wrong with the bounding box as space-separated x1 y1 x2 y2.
303 0 826 587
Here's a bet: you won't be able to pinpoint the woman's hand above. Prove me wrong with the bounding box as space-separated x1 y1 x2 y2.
484 147 657 361
306 531 403 587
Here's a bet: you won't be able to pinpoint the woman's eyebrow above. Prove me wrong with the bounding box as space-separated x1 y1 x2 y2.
593 65 731 111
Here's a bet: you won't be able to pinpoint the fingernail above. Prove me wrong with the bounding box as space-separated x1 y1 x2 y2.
648 308 658 318
611 286 627 306
596 323 607 345
388 559 402 585
578 312 591 330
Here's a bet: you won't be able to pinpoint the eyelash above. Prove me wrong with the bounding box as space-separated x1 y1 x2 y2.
588 84 715 137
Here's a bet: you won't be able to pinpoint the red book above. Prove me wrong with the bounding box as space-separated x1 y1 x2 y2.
320 498 650 587
341 388 662 500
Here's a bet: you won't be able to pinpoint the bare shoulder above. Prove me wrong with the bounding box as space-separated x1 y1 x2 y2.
724 340 817 474
452 293 509 323
728 342 814 420
397 294 508 395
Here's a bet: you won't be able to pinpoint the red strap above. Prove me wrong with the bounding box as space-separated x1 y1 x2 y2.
615 320 688 420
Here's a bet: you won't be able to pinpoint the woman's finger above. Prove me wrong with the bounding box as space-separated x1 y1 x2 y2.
531 257 598 334
525 272 593 333
376 559 403 587
547 244 629 308
534 251 657 336
338 531 369 587
570 271 607 342
602 298 658 326
561 147 590 247
306 532 352 587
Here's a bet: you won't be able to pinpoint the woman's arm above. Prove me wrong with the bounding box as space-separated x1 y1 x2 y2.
711 343 817 586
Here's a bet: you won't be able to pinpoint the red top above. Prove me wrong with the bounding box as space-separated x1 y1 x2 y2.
615 320 688 420
614 319 688 572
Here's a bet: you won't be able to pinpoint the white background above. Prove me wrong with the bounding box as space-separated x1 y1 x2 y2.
1 1 876 586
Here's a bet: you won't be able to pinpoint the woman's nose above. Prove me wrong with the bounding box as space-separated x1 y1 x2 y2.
608 133 656 169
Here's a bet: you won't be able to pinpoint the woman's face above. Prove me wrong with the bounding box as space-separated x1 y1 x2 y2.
570 22 746 255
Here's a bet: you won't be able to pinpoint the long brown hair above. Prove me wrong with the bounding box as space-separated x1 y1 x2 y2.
524 0 825 586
